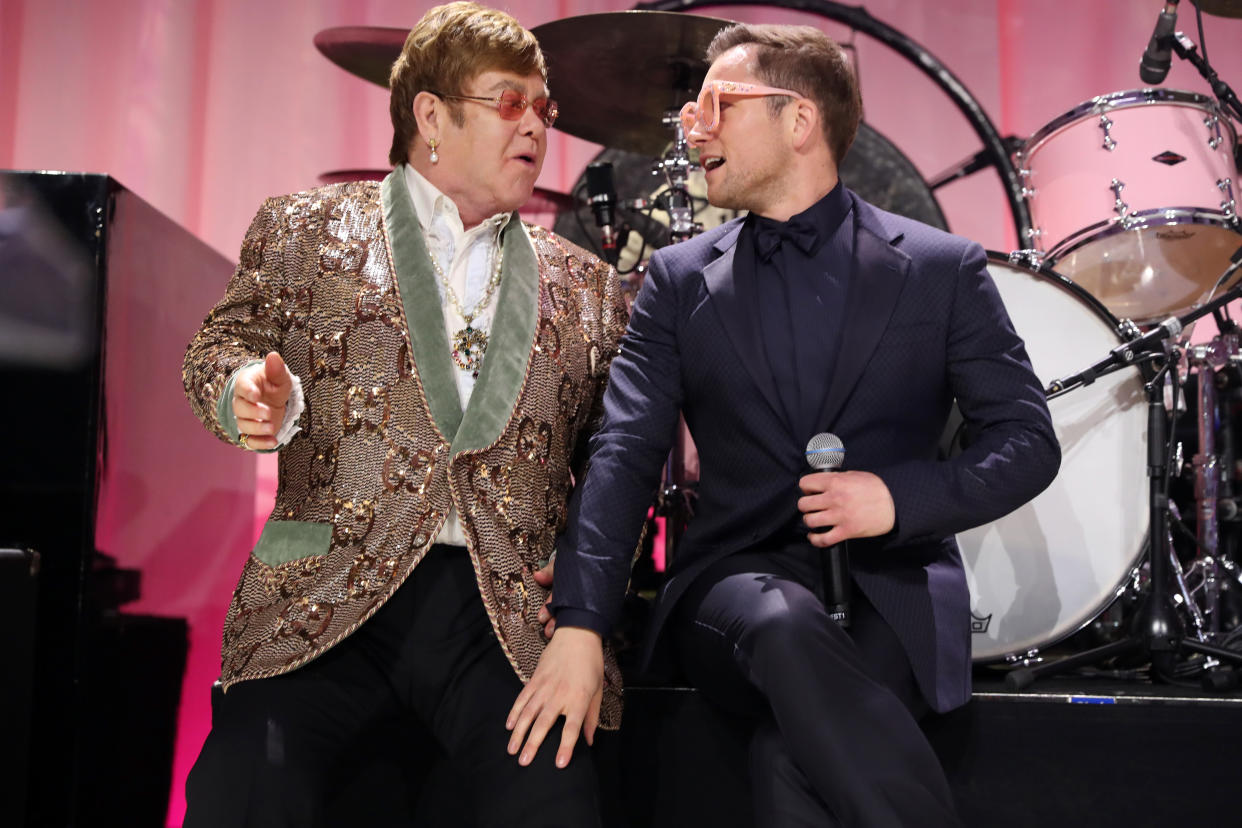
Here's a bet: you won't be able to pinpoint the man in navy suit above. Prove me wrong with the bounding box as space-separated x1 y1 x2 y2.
507 22 1060 827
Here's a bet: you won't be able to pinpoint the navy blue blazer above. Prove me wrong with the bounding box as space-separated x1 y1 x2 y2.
554 190 1060 712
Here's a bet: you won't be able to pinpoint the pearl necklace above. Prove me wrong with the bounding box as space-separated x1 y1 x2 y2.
429 235 505 379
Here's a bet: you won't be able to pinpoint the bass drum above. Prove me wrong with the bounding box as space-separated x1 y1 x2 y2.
958 253 1149 662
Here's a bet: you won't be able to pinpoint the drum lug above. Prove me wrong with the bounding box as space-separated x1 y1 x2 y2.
1017 166 1034 197
1098 114 1117 151
1110 178 1136 227
1204 114 1223 150
1024 226 1043 243
1218 178 1237 221
1018 166 1036 198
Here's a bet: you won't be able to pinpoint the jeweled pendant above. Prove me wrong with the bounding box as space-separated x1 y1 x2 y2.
451 325 488 375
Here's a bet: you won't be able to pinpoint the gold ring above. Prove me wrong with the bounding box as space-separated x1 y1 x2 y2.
238 433 251 450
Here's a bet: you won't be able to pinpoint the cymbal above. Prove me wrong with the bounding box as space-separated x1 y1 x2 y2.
314 13 733 153
532 11 735 155
314 26 407 88
1193 0 1242 17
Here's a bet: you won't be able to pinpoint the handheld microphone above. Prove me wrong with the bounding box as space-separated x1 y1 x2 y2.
806 433 850 628
1139 1 1180 85
585 162 621 266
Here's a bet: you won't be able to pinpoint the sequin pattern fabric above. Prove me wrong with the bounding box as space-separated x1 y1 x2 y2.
183 181 629 728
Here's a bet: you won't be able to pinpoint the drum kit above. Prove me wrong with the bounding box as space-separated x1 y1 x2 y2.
315 4 1242 684
956 30 1242 681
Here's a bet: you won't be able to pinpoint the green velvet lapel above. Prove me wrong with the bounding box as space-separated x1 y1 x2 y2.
450 216 538 458
381 169 464 441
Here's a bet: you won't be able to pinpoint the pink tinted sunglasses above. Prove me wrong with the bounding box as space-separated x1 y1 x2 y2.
678 80 804 135
431 88 559 129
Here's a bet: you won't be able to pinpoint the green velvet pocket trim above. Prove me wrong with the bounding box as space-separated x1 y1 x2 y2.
251 519 332 567
381 169 464 442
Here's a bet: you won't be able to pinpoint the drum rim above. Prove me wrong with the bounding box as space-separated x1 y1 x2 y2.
1043 207 1242 259
969 559 1143 663
1020 87 1237 159
1041 211 1242 323
984 249 1121 331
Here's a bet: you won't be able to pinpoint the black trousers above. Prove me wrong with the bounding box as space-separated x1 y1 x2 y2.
673 545 962 828
183 545 600 828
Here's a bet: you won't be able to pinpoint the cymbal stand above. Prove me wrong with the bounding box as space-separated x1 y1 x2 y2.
1178 331 1242 635
654 110 702 570
656 112 700 244
1182 340 1231 636
1168 498 1210 639
1009 246 1242 690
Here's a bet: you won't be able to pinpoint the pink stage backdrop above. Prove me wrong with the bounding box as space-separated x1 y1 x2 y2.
4 1 1242 824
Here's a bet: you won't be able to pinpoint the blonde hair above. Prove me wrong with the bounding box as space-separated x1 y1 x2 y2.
388 2 547 165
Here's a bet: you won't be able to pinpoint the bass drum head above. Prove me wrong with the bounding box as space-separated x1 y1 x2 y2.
553 120 947 276
957 254 1149 662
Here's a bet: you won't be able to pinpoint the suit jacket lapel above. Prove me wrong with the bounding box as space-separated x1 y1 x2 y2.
817 203 910 430
449 217 538 458
701 223 790 430
381 169 464 441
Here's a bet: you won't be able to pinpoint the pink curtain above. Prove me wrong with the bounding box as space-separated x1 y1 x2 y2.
4 1 1242 824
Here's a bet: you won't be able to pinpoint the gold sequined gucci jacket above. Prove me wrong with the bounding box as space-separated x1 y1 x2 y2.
183 170 629 728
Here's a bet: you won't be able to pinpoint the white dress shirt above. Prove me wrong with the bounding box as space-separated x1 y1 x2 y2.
404 164 523 547
403 163 514 407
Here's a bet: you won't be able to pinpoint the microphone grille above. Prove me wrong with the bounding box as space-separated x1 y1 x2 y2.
805 432 845 470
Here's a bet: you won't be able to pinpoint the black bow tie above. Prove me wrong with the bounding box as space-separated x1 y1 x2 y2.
753 215 820 262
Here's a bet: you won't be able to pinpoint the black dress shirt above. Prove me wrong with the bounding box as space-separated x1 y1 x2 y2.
746 182 854 443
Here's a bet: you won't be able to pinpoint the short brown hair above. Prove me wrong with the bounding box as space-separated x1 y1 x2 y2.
706 24 862 164
388 2 547 166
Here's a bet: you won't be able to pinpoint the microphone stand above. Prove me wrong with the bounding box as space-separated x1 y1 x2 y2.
1166 31 1242 124
654 97 702 570
1045 246 1242 400
1008 250 1242 690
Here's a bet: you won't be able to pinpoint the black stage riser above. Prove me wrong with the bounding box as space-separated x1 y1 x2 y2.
310 683 1242 827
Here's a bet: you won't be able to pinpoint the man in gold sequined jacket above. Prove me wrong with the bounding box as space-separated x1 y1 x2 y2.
180 5 627 826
